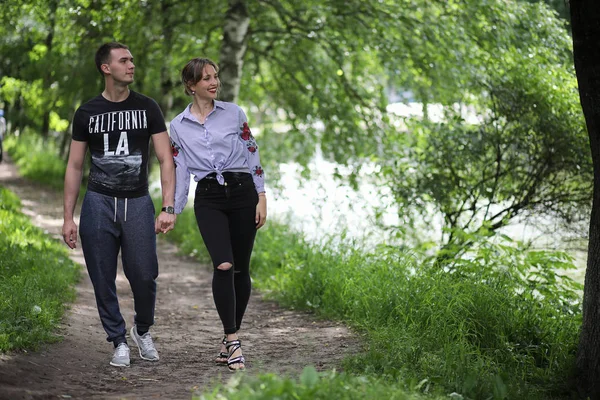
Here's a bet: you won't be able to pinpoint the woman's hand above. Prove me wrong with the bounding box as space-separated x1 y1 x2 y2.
155 212 177 234
255 193 267 229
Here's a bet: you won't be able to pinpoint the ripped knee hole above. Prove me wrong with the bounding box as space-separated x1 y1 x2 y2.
217 262 233 271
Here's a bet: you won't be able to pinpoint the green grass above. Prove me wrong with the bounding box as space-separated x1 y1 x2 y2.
3 134 580 397
251 223 580 399
0 186 81 351
4 132 68 190
166 205 581 399
193 366 447 400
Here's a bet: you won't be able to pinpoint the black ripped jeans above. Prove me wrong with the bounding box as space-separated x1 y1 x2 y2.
193 172 258 334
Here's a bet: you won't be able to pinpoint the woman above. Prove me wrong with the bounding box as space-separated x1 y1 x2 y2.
170 58 267 371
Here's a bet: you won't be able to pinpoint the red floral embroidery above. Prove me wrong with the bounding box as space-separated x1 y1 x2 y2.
241 122 252 141
253 166 263 177
171 143 179 157
248 146 256 153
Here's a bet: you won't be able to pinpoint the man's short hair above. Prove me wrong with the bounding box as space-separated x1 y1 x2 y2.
95 42 129 76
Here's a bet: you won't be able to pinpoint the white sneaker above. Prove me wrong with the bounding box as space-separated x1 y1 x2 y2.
110 343 130 367
130 326 159 361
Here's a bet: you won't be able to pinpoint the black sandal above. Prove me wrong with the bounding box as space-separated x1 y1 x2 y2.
225 339 245 371
215 335 228 364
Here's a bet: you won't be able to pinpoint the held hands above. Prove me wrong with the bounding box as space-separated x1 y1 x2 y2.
62 220 78 249
155 212 177 234
255 194 267 229
62 214 175 245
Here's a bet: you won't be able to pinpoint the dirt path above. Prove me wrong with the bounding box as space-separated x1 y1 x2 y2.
0 157 359 400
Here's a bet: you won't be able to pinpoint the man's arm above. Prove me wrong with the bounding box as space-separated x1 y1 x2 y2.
152 131 176 233
62 140 87 249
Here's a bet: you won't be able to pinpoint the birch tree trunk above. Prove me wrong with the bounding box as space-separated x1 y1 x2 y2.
218 0 250 103
41 0 58 138
158 0 175 115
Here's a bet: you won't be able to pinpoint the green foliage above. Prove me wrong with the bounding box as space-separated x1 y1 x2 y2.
0 186 81 351
4 132 67 190
0 186 20 211
193 366 443 400
246 221 580 399
379 4 590 244
526 0 569 21
0 0 587 248
165 206 580 399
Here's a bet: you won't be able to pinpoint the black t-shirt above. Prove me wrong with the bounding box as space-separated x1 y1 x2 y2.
72 91 167 198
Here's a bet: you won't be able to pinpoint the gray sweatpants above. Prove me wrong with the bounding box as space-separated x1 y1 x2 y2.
79 190 158 345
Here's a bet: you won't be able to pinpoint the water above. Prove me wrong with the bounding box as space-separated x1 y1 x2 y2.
154 102 588 282
267 152 401 247
151 152 587 283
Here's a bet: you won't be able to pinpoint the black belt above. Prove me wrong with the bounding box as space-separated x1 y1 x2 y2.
202 171 251 181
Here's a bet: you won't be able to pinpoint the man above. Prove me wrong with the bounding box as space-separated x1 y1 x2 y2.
62 42 176 367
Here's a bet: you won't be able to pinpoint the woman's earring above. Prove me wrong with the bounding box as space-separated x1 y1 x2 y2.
191 90 196 95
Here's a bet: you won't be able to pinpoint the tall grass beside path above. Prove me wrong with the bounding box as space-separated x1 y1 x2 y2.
166 203 581 400
4 132 68 190
0 187 81 351
251 223 581 399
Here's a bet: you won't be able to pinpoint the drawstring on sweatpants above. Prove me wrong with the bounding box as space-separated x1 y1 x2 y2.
113 197 129 222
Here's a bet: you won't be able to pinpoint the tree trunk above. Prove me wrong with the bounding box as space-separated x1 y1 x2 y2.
15 93 25 135
59 106 76 160
147 0 177 174
158 0 175 115
218 0 250 103
41 0 59 138
3 103 11 136
570 1 600 398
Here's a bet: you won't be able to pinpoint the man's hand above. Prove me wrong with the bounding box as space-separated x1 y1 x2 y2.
62 219 79 249
151 131 176 234
155 212 176 234
63 140 86 249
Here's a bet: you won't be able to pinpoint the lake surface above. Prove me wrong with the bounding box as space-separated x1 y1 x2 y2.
153 150 587 284
155 101 588 283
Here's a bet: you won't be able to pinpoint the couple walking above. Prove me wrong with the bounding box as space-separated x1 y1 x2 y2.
62 42 267 372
